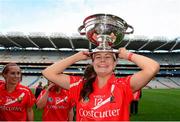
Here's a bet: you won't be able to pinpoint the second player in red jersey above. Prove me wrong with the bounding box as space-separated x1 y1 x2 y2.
36 81 74 121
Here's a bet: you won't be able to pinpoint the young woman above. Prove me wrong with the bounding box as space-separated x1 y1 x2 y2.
42 48 160 121
0 63 35 121
36 81 74 121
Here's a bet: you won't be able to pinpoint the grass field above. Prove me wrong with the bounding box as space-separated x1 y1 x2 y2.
33 89 180 121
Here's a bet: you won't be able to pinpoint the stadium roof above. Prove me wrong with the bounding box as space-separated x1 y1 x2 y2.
0 32 180 52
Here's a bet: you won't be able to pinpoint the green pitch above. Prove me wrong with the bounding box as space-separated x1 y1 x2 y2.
33 89 180 121
130 89 180 121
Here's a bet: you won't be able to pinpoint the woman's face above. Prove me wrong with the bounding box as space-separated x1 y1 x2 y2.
3 66 21 85
92 52 117 76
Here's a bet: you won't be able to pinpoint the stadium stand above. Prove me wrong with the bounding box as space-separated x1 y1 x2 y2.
0 32 180 88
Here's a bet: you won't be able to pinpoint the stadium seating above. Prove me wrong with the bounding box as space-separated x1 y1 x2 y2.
0 34 179 89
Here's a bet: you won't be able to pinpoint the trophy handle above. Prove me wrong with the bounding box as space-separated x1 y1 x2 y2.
78 25 86 35
124 24 134 34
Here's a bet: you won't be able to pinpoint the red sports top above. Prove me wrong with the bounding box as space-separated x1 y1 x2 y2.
37 88 74 121
0 80 4 86
0 83 35 121
70 74 133 121
133 90 141 101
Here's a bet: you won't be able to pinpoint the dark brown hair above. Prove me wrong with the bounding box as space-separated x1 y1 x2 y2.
80 64 97 100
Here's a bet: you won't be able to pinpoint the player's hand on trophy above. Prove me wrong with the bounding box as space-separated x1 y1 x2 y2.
75 51 91 60
118 47 130 60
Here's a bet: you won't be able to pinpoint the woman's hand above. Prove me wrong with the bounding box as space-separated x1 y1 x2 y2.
118 47 130 60
74 51 91 61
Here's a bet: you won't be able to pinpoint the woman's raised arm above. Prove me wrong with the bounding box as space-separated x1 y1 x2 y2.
118 48 160 92
42 51 90 89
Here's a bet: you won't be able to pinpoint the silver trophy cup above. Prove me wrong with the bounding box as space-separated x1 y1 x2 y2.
78 14 134 52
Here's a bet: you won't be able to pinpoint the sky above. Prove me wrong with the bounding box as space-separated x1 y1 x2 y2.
0 0 180 39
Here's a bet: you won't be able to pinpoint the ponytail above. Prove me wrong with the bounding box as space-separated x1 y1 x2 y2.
80 64 96 100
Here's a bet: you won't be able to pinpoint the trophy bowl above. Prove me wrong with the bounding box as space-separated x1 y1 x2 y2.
78 14 134 52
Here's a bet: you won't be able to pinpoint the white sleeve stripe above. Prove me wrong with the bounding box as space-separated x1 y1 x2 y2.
70 79 82 88
19 87 29 92
19 87 31 96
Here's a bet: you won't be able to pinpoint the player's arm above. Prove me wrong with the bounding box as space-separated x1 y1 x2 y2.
42 51 90 89
27 107 34 121
36 83 54 109
118 48 160 92
68 107 74 121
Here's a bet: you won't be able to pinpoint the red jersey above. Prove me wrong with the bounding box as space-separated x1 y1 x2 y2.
70 74 133 121
0 80 5 86
133 90 141 101
37 88 74 121
0 83 35 121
